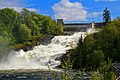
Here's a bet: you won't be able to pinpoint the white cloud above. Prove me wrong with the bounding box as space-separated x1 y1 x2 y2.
52 0 87 21
95 0 118 2
88 12 102 18
0 0 38 12
26 8 39 12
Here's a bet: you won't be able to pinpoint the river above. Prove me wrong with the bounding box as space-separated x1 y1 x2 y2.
0 32 87 70
0 29 95 79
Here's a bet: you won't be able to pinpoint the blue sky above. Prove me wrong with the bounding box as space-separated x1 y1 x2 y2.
0 0 120 22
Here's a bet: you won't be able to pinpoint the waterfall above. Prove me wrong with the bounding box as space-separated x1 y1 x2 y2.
0 32 87 70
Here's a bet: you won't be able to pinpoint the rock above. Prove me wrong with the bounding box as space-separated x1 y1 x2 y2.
15 34 54 52
23 46 33 52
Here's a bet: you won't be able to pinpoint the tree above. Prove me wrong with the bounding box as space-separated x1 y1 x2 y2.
18 24 31 42
0 8 20 44
20 8 30 23
87 50 105 70
72 36 84 69
0 8 64 49
103 8 111 24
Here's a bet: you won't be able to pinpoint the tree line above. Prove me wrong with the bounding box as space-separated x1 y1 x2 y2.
0 8 63 50
61 18 120 70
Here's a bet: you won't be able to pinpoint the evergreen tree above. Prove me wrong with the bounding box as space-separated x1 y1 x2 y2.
103 8 111 24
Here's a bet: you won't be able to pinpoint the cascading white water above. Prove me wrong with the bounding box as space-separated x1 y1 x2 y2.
0 31 89 70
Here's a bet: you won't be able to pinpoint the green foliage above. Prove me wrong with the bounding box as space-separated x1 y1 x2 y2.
103 7 111 23
0 36 10 52
84 34 96 52
18 24 31 42
0 36 12 61
15 44 25 49
52 71 73 80
0 8 20 44
52 59 115 80
86 50 105 70
60 72 73 80
61 18 120 72
91 60 116 80
61 58 73 70
0 8 63 52
23 42 32 46
98 59 115 80
64 35 105 70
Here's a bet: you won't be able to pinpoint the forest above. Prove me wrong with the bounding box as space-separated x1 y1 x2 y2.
60 17 120 79
0 8 63 52
0 8 119 80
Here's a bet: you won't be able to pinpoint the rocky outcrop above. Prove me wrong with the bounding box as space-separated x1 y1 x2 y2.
38 34 54 45
15 34 54 52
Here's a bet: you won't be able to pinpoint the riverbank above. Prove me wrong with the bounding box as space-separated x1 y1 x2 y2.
14 34 54 52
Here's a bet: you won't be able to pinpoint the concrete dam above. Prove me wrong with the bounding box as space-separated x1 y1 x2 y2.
57 19 105 34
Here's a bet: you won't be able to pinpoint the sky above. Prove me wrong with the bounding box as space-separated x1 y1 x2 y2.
0 0 120 22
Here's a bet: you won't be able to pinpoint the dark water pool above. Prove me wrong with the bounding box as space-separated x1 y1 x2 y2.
0 69 91 80
0 69 57 80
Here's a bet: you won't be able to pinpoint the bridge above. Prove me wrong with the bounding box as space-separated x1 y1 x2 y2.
57 19 105 34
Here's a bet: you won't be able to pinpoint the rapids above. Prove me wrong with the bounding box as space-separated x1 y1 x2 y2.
0 29 95 70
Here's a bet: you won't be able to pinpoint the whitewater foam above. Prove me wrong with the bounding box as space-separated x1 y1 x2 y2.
0 32 87 70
